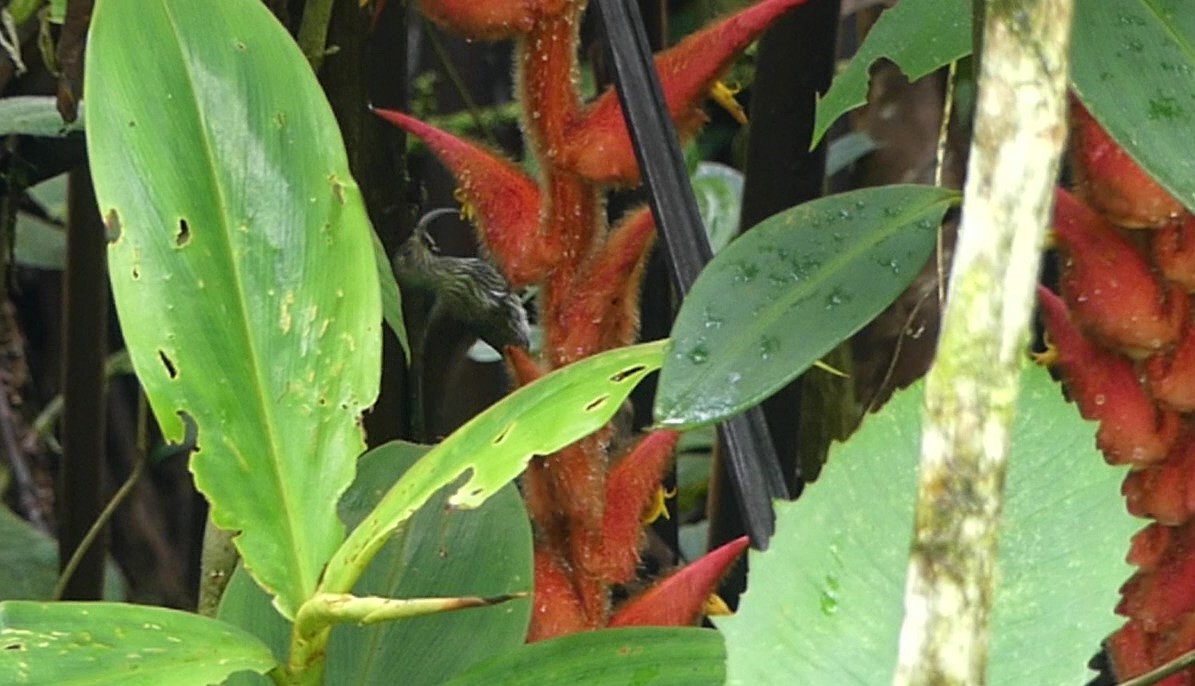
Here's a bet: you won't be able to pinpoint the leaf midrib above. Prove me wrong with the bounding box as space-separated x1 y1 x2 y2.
160 2 312 607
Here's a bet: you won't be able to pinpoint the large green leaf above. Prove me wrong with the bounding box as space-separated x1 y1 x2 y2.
220 441 532 686
654 185 955 429
719 365 1136 685
321 340 665 593
85 0 380 618
1071 0 1195 211
0 601 276 685
443 627 724 686
811 0 972 147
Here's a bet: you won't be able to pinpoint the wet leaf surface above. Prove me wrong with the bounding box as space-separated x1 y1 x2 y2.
1072 0 1195 211
655 185 956 429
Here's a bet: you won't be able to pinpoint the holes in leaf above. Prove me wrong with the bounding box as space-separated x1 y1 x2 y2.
585 395 610 413
176 218 191 247
179 410 198 446
609 365 647 383
158 349 178 379
493 425 513 446
104 208 122 242
150 412 197 463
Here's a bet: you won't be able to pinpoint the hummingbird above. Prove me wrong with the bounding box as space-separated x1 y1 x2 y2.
393 207 531 354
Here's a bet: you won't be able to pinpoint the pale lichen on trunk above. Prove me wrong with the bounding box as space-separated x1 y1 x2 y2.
892 1 1075 684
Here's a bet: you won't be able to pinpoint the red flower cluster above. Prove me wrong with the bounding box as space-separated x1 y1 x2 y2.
1040 99 1194 683
382 0 810 639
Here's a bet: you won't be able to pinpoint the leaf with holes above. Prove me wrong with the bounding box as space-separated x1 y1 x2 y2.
655 185 956 429
85 0 380 618
320 341 665 594
1071 0 1195 211
811 0 971 148
0 601 276 685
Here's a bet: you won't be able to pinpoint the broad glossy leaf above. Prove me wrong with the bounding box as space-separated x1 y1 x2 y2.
0 601 276 685
1071 0 1195 211
719 365 1136 685
811 0 971 147
220 441 532 686
443 627 724 686
655 185 955 429
86 0 380 618
321 341 665 592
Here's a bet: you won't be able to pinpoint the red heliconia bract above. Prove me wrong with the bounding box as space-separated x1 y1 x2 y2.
1070 96 1184 229
391 0 792 641
1044 96 1195 682
601 430 681 584
1037 286 1179 466
1153 213 1195 292
1051 188 1186 357
372 109 552 287
557 0 813 186
416 0 569 39
609 536 750 628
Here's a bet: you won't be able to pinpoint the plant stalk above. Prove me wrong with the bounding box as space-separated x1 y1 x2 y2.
892 0 1075 684
296 0 335 71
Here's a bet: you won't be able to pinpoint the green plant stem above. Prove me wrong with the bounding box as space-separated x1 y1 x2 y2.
296 0 334 70
284 591 525 683
52 440 146 600
891 0 1075 684
197 520 238 617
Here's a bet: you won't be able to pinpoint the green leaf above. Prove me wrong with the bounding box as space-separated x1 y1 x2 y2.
321 340 665 593
0 601 276 685
13 214 65 270
691 162 743 255
85 0 380 618
220 441 532 686
14 175 69 270
718 365 1136 685
1071 0 1195 211
811 0 972 148
825 131 878 177
443 627 725 686
0 97 84 137
654 185 955 429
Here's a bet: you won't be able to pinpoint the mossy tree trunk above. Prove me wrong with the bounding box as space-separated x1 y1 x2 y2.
893 1 1075 683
